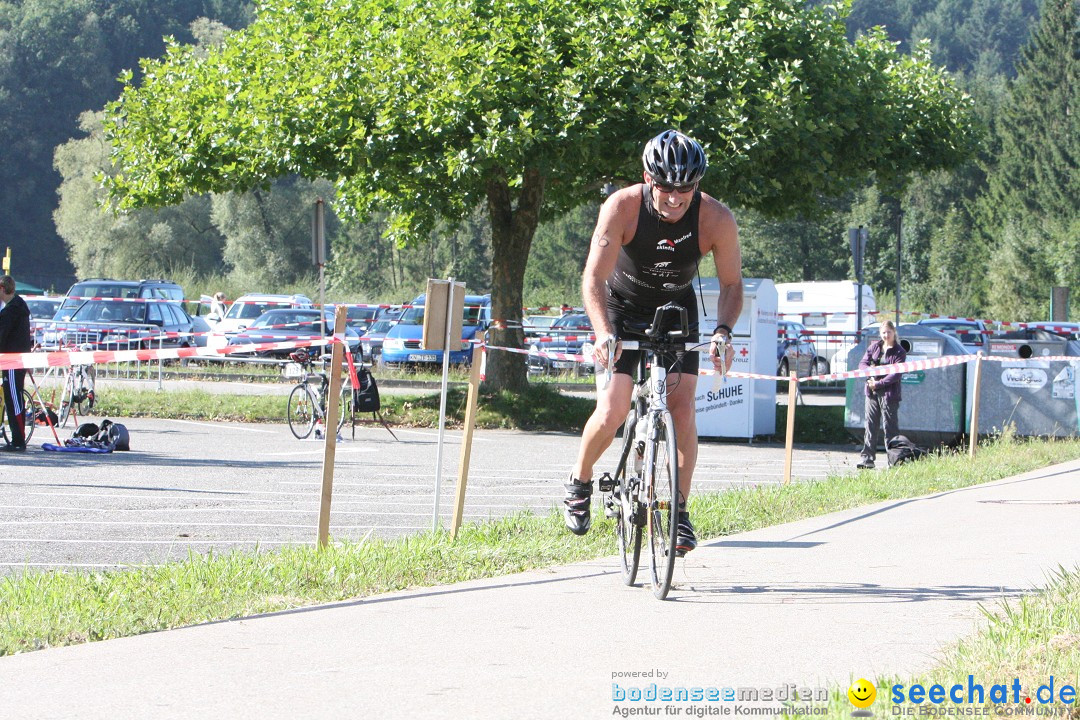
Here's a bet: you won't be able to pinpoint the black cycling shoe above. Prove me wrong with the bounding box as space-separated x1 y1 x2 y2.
675 510 697 556
563 478 593 536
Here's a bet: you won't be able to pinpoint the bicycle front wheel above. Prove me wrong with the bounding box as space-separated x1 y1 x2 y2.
287 384 316 439
337 382 352 433
613 410 642 586
59 374 76 427
646 416 679 600
84 368 96 410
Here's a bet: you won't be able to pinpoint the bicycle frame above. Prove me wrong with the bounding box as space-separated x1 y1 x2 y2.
599 302 727 599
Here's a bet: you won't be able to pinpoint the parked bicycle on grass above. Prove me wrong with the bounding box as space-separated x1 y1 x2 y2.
59 345 96 427
285 348 354 440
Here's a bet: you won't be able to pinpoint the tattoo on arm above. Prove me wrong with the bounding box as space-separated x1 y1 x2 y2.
593 232 610 248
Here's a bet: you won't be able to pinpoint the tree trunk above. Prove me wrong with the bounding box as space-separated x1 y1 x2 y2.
485 168 545 392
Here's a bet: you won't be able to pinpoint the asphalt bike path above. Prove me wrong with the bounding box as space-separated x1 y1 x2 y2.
2 458 1079 719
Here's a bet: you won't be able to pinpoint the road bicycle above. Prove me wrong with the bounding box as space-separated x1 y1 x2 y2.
286 349 354 440
59 348 96 427
597 302 725 600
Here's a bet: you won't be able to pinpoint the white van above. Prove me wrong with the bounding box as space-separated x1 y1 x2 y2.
775 281 876 372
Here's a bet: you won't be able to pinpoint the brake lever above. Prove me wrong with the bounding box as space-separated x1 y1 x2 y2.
596 336 617 391
711 337 728 393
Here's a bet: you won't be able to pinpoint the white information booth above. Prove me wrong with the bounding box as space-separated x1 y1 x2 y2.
693 278 778 439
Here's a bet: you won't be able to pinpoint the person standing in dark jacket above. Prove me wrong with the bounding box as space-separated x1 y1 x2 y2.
857 320 906 469
0 275 32 450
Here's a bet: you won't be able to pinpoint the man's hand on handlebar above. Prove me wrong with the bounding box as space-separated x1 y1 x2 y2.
592 334 621 370
710 329 734 375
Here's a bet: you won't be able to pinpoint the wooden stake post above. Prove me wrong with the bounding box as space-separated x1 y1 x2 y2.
317 305 348 548
451 332 485 538
782 371 798 485
968 352 983 458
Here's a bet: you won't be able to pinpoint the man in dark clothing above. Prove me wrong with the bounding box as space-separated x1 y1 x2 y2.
563 130 743 554
0 275 33 450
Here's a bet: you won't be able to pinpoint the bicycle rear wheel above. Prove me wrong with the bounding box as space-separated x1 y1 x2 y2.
647 416 679 600
20 390 35 444
287 384 316 439
612 410 642 586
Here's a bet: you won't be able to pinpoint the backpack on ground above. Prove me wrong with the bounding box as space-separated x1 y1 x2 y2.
353 365 381 413
886 435 928 467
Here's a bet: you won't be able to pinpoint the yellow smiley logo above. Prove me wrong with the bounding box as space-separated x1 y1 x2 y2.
848 678 877 709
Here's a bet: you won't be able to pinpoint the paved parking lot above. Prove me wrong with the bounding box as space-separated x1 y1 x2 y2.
0 417 859 574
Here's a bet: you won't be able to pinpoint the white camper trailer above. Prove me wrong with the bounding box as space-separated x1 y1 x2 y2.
775 281 877 373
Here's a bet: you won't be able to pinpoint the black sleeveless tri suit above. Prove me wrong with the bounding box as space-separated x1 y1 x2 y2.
606 185 703 375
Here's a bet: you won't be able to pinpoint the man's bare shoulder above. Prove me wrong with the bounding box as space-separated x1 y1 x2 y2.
697 192 736 226
605 184 643 212
596 184 643 239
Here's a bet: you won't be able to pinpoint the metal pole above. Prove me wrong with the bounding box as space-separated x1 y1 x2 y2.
433 277 455 531
896 205 902 326
856 226 863 336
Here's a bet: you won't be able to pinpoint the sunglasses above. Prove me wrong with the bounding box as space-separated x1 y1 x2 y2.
649 176 697 194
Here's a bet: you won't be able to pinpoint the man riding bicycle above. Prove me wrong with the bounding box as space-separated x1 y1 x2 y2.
564 130 743 554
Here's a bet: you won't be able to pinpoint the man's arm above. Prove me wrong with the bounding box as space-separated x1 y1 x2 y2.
701 199 742 371
581 188 636 344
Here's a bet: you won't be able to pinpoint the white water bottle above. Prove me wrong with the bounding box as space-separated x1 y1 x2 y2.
632 416 647 476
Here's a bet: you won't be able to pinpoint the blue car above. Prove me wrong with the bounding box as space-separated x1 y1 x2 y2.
380 293 491 367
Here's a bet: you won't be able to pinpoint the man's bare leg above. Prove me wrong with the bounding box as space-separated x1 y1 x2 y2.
571 373 633 483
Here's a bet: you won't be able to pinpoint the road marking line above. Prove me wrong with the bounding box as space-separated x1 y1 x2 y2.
162 418 277 433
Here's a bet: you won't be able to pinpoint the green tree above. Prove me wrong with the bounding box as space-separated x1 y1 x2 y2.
54 111 225 279
211 177 332 288
978 0 1078 321
0 0 252 288
103 0 977 390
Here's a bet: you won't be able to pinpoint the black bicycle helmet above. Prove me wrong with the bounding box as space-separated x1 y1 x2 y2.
642 129 707 186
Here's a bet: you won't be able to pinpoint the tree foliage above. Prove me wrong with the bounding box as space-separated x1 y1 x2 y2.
0 0 252 288
102 0 976 390
979 0 1078 320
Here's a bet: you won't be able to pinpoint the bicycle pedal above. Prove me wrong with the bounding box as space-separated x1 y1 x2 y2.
597 472 616 493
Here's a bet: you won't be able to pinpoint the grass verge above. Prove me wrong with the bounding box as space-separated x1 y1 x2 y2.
2 434 1077 656
805 564 1080 718
88 385 851 441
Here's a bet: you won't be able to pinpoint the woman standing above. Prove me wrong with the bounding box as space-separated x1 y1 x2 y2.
857 320 906 469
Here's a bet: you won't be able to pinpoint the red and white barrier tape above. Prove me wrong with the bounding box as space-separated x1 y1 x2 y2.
0 337 338 370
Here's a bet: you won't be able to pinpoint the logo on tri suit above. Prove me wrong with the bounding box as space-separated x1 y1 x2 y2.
656 232 691 252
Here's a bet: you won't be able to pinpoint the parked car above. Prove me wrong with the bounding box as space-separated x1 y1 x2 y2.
915 318 988 352
323 304 380 334
57 299 196 349
206 293 314 348
26 296 62 320
374 305 406 323
55 278 185 322
360 318 397 362
527 313 595 376
226 309 361 358
1026 321 1080 340
380 293 491 367
777 320 828 377
523 314 559 341
26 296 63 347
